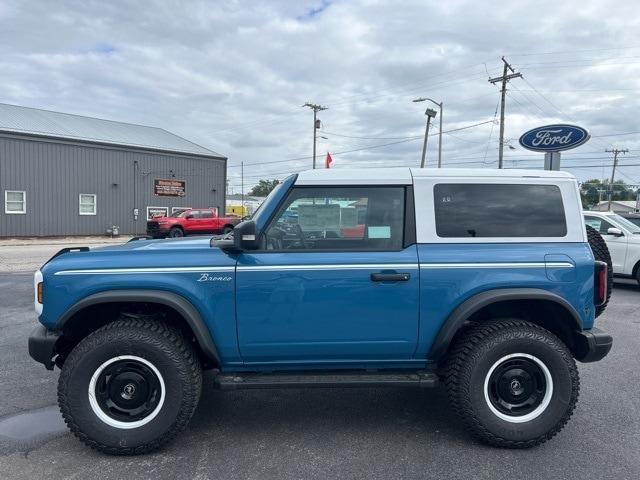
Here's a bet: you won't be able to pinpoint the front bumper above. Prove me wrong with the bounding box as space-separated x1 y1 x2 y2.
28 325 60 370
573 327 613 363
146 222 170 237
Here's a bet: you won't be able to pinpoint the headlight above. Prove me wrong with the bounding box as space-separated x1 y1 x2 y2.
34 270 43 315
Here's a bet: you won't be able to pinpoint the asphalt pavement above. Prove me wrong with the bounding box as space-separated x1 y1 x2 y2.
0 273 638 480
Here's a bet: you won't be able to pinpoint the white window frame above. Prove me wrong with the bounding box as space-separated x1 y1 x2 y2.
5 190 26 214
79 193 97 216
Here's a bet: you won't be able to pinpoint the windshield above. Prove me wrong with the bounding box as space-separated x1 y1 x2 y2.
250 178 286 219
612 214 640 234
169 210 189 218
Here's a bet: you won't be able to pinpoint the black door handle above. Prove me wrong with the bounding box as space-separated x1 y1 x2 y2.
370 272 411 282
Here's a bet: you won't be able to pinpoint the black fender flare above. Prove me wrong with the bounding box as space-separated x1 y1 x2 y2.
58 289 221 365
428 288 583 361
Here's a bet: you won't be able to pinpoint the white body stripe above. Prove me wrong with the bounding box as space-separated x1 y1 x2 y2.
55 266 236 275
420 262 573 269
54 262 571 276
236 264 419 272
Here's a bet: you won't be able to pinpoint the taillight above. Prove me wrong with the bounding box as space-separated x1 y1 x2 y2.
594 261 608 306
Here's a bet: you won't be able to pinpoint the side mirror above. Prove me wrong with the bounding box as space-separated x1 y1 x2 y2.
607 227 623 236
234 220 260 250
210 220 259 253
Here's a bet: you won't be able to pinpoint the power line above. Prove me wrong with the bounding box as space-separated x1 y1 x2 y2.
227 119 497 169
506 45 640 57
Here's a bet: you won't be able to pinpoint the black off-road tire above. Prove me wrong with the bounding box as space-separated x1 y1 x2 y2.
169 227 184 238
58 319 202 455
586 224 613 317
445 319 579 448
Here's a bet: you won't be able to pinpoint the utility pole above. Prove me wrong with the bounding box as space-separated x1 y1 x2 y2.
606 148 628 211
241 161 244 215
488 57 522 168
302 102 328 169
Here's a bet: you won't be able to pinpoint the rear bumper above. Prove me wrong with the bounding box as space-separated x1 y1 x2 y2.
28 325 59 370
573 327 613 363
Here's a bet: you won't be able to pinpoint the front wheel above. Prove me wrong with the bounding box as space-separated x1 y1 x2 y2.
168 227 184 238
445 319 579 448
58 319 202 455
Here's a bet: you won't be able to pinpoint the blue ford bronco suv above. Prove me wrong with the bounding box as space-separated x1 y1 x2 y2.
29 167 612 454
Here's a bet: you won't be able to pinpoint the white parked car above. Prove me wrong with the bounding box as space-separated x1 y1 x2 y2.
584 211 640 282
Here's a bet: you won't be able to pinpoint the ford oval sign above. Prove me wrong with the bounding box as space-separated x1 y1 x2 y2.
519 124 590 152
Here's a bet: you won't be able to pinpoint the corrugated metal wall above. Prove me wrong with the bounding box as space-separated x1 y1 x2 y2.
0 135 226 236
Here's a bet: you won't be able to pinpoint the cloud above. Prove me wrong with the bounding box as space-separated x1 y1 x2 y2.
0 0 639 190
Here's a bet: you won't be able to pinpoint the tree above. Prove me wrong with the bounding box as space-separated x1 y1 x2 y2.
580 178 637 208
249 179 280 197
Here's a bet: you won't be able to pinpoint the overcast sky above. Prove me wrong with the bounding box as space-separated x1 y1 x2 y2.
2 0 639 192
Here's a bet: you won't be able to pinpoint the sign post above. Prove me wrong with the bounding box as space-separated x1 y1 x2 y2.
519 124 590 170
544 152 562 171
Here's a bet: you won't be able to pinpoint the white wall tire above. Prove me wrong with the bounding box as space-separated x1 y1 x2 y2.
445 319 579 448
483 353 553 423
88 355 166 429
58 318 202 455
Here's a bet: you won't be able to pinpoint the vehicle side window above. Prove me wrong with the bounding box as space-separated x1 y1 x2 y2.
584 216 614 235
187 210 200 218
433 183 567 238
263 186 405 251
199 210 214 219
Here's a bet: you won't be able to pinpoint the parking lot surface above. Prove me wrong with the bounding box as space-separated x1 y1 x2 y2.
0 237 132 273
0 273 638 480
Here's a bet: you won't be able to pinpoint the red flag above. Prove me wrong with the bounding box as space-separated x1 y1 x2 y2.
325 152 333 169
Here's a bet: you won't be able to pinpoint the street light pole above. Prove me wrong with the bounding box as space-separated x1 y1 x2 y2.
437 102 443 168
413 97 442 167
420 114 433 168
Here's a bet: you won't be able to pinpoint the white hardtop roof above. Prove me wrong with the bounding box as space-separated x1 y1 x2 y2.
295 167 576 185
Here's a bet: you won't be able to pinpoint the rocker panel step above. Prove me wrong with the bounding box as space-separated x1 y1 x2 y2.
214 371 439 390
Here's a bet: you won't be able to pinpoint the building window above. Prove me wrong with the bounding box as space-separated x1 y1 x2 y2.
433 183 567 238
5 190 26 214
79 194 97 216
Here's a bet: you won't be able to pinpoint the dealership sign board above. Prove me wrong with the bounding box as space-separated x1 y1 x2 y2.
519 124 590 152
154 179 186 197
147 206 169 220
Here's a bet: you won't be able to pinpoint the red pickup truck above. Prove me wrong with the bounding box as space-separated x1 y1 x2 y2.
146 208 241 238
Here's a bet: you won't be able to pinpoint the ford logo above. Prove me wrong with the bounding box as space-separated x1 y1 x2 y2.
519 124 590 152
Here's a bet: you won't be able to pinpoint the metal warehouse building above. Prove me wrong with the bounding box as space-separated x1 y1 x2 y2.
0 103 227 237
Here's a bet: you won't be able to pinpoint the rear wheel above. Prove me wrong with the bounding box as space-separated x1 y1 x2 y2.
169 227 184 238
445 319 579 448
586 224 613 317
58 319 202 455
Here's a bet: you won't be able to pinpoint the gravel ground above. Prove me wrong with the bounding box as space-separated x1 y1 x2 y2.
0 273 638 480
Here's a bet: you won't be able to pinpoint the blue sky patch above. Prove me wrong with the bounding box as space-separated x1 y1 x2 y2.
297 0 331 21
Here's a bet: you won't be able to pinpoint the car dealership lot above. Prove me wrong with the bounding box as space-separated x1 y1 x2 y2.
0 273 638 480
0 237 132 274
